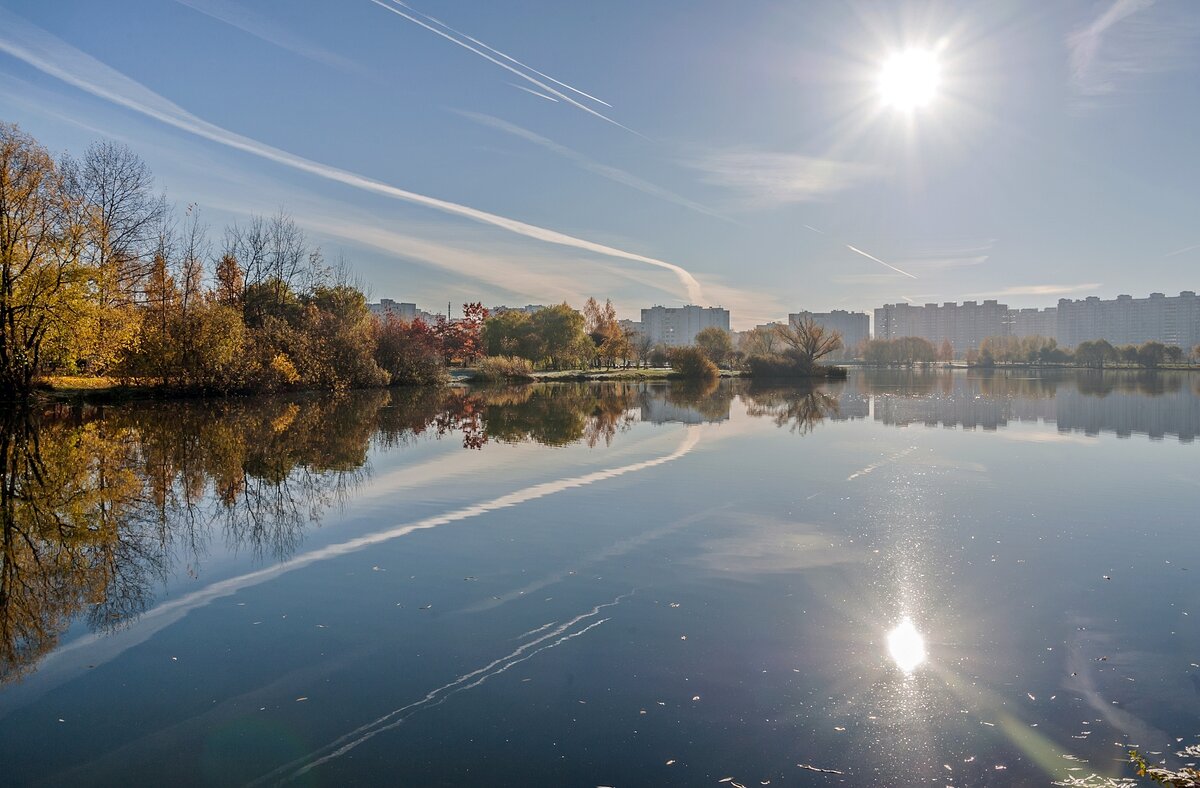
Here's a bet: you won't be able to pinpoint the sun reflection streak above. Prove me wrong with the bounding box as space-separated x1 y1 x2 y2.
887 616 927 674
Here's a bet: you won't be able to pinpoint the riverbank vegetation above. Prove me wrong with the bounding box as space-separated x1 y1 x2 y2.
1 122 484 399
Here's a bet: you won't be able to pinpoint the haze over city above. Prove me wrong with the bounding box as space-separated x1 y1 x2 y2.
2 0 1198 329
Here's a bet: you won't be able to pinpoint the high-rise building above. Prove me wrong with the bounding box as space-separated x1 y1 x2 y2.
1056 291 1200 349
368 299 418 321
788 310 870 358
874 300 1009 356
640 305 731 347
1007 307 1058 341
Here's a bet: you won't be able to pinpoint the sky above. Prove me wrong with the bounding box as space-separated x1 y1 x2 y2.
1 0 1197 328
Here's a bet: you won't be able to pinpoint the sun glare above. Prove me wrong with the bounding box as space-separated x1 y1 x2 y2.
878 49 940 111
887 617 927 674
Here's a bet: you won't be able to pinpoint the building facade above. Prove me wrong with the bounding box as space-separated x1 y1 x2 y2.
368 299 418 321
874 300 1009 357
1007 307 1058 341
1056 292 1200 349
640 305 731 347
788 310 870 358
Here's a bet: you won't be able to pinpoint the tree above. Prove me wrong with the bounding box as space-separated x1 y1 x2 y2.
938 339 954 362
483 310 536 358
375 315 445 385
739 326 781 357
529 303 591 369
0 123 84 396
582 297 621 368
669 345 719 381
774 316 843 366
629 330 653 368
1164 345 1184 365
1136 341 1167 369
1075 339 1116 368
435 302 488 366
63 140 167 373
694 326 733 367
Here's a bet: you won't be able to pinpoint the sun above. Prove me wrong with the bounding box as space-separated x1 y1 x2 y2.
878 49 940 111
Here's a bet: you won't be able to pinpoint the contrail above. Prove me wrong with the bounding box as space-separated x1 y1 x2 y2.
845 244 918 279
508 82 558 102
455 110 728 221
0 9 702 301
368 0 641 137
255 594 630 783
394 0 612 108
1165 242 1200 258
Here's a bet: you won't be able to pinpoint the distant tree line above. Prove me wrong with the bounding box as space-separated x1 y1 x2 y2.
975 336 1195 369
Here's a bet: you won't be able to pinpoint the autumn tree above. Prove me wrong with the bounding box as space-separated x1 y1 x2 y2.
694 325 733 367
583 297 622 368
938 339 954 362
63 140 166 372
739 326 781 357
0 123 85 396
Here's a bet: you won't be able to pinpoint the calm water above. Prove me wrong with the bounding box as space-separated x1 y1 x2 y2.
2 370 1199 787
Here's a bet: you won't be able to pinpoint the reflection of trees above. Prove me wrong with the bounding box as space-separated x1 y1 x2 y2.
463 383 640 448
1073 370 1182 398
0 382 659 683
0 409 166 685
743 384 840 434
660 378 737 422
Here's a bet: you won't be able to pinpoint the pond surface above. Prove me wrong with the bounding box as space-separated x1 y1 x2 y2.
2 370 1199 787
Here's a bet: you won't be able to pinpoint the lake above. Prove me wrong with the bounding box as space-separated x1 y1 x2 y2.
2 370 1198 786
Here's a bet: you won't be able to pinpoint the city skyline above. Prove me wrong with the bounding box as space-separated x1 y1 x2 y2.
2 1 1199 329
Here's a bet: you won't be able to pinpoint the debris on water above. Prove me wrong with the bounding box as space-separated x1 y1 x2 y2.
834 726 846 732
666 759 675 765
719 779 734 784
171 657 178 661
1097 656 1108 662
420 605 432 610
692 695 701 702
372 566 382 572
680 635 687 640
57 718 64 723
669 602 681 608
982 721 995 727
797 764 845 775
995 765 1007 770
1027 693 1036 701
1103 576 1111 580
296 697 308 702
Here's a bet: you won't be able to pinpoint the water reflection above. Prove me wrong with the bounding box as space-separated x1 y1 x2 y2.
887 617 927 674
855 368 1200 440
0 384 702 686
743 383 845 434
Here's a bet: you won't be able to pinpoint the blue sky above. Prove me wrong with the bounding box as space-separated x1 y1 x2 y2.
1 0 1197 327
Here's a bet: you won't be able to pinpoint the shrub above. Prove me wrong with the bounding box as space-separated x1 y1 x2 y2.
746 352 847 379
375 316 447 386
472 355 536 383
669 346 719 381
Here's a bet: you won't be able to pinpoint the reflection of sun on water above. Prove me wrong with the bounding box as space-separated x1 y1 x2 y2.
887 617 927 674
